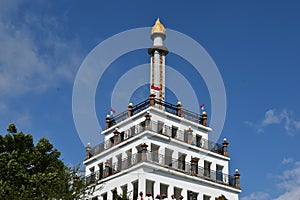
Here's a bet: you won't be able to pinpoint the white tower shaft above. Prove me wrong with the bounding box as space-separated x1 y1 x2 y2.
150 50 165 102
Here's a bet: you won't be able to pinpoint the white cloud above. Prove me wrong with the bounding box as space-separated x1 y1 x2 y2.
295 121 300 130
274 160 300 200
0 1 81 98
241 191 270 200
281 157 294 165
0 1 83 131
242 159 300 200
245 109 300 135
262 109 280 126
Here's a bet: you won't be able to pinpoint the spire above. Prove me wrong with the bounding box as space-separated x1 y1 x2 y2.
151 18 166 41
151 18 166 35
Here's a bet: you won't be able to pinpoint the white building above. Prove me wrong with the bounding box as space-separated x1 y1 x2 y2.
83 19 241 200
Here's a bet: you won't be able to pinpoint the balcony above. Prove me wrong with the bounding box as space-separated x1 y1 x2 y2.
85 152 239 189
108 98 207 127
89 121 225 158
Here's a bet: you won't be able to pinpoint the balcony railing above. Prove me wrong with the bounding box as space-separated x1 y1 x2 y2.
89 121 224 157
110 98 203 126
110 99 151 126
86 152 238 189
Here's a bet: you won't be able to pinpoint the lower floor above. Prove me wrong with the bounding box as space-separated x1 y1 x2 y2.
83 164 240 200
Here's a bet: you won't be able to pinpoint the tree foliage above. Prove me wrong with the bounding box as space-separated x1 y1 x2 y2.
0 124 85 199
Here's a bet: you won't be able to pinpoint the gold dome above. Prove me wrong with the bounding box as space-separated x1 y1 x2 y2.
151 18 165 35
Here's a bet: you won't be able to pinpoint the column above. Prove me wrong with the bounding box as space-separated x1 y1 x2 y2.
158 146 165 165
211 162 216 181
107 191 113 200
198 159 204 177
187 127 193 144
172 149 178 169
153 180 160 198
167 184 173 200
128 182 134 200
138 175 146 195
121 151 127 170
117 186 123 198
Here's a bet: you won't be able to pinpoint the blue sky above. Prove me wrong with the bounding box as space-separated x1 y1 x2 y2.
1 0 300 199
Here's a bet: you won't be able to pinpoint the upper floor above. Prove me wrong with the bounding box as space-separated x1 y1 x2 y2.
86 96 229 160
83 96 240 191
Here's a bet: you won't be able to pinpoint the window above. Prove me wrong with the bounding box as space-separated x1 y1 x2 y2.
98 163 103 180
172 126 178 138
132 180 138 200
110 136 114 144
89 166 95 183
196 135 202 147
89 166 95 173
121 184 128 199
160 183 168 197
184 130 188 143
174 187 182 200
116 154 122 172
203 194 211 200
204 160 211 177
120 131 125 142
112 188 118 200
151 144 159 163
126 149 132 168
216 165 224 182
158 121 164 134
165 148 173 167
146 180 154 197
191 157 199 175
188 191 198 200
101 193 107 200
178 153 186 171
140 121 149 130
130 125 136 136
104 158 112 177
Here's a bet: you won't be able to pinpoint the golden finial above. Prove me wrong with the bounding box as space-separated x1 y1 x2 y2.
151 18 166 35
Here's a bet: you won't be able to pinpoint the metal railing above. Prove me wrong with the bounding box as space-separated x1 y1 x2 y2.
110 99 151 126
86 152 237 188
110 98 204 126
89 121 224 157
132 99 151 116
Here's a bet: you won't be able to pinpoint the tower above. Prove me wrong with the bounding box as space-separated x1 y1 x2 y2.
83 19 241 200
148 18 168 106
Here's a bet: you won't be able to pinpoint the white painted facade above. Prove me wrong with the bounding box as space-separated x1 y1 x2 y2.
83 19 241 200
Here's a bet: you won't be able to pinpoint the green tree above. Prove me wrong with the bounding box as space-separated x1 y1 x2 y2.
7 123 17 134
0 124 85 199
